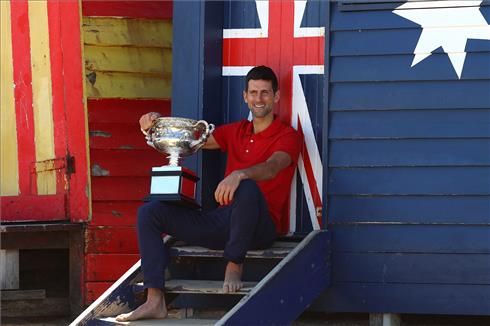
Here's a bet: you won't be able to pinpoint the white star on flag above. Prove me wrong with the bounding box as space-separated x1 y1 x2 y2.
393 0 490 78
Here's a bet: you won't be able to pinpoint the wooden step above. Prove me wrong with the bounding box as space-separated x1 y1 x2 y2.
98 316 219 325
170 241 297 259
135 280 257 295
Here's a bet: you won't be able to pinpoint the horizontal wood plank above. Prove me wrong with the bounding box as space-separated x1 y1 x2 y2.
87 99 171 124
316 283 490 315
85 71 171 99
84 282 112 304
330 81 490 111
330 224 490 253
331 4 490 31
329 109 490 139
171 241 297 259
331 29 490 56
85 254 139 282
85 45 171 75
85 226 138 254
82 17 172 48
164 279 255 295
1 195 67 222
331 53 490 82
1 289 46 301
329 167 490 195
1 297 70 317
91 176 149 201
91 201 141 226
82 1 172 20
90 149 165 176
330 139 490 167
332 252 490 284
327 196 490 224
89 123 149 150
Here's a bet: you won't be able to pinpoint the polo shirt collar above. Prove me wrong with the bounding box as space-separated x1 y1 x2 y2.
245 116 282 139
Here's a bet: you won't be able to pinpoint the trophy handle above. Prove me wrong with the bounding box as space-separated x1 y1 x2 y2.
191 120 215 149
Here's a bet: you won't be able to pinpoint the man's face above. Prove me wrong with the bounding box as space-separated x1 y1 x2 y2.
243 79 280 119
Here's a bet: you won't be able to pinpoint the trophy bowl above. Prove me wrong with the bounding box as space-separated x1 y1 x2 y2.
147 117 215 166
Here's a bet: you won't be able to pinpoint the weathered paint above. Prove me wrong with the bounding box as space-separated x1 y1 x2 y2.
82 0 173 304
85 71 171 99
1 0 90 222
10 0 36 197
0 0 19 196
81 1 172 20
84 46 172 75
82 17 172 99
29 0 56 195
82 17 172 48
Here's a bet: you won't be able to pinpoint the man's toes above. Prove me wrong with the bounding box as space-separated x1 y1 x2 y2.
115 313 130 322
223 283 230 293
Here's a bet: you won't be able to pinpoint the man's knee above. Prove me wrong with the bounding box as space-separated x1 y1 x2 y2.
137 201 170 228
235 179 260 198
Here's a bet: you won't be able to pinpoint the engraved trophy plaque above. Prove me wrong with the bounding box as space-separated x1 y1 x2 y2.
144 117 215 206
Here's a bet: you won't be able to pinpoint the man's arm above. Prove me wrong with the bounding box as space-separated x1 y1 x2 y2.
214 151 292 205
202 134 220 150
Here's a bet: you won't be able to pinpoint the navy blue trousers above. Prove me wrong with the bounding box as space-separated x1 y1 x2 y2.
137 179 277 289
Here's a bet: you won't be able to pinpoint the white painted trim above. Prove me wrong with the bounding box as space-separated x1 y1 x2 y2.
223 0 268 39
294 65 324 74
294 0 325 38
298 156 320 230
395 0 482 10
289 169 298 234
222 66 255 76
292 67 323 196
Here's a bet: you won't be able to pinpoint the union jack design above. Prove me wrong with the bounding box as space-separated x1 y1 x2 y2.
222 0 325 233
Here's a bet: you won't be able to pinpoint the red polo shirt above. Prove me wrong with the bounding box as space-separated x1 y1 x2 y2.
213 118 301 235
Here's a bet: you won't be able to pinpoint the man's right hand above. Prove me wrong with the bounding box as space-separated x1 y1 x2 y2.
139 112 162 133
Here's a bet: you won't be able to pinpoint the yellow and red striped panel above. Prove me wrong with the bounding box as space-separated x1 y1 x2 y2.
1 0 89 221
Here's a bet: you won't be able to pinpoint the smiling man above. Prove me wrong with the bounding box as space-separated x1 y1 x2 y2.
116 66 301 322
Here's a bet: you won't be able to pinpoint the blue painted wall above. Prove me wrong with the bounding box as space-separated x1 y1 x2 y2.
317 1 490 315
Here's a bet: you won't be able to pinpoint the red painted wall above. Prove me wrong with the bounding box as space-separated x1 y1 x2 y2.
82 0 173 303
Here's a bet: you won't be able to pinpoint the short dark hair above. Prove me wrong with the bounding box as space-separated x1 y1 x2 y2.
245 65 278 93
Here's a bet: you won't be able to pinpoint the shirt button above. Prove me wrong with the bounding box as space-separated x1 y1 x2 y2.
250 139 254 143
245 150 249 153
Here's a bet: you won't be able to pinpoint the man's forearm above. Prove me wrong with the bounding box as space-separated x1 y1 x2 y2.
234 160 283 182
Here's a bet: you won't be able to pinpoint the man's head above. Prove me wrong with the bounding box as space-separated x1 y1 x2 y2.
245 65 278 94
243 66 280 119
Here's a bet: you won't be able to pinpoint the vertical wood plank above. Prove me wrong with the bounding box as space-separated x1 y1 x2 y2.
0 250 19 290
47 0 68 196
60 0 91 222
28 0 56 195
10 0 36 196
0 0 19 196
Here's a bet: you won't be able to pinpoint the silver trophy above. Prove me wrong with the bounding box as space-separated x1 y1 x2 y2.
145 117 215 205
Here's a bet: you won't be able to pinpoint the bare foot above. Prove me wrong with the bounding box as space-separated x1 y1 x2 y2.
223 262 243 293
115 288 168 322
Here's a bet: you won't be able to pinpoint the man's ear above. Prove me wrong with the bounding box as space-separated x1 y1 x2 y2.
243 90 248 103
274 90 280 103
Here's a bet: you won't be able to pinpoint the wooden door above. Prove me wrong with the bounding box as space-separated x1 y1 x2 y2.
1 0 89 222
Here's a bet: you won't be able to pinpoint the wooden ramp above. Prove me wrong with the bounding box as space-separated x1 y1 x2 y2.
70 230 330 325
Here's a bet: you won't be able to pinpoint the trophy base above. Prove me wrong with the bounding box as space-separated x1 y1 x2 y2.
147 166 200 208
144 194 200 208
